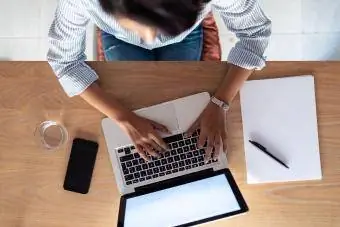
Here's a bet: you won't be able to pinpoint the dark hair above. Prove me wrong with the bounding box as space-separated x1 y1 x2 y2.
99 0 210 36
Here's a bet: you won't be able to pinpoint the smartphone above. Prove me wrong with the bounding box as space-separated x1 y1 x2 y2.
63 138 99 194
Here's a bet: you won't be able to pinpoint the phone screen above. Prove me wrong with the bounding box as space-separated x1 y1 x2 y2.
63 138 99 194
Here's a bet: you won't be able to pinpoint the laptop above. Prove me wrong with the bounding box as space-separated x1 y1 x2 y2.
101 92 248 227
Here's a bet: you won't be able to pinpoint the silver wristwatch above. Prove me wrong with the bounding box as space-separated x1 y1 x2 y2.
211 96 230 111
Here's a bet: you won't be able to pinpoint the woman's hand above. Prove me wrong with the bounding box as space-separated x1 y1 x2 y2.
187 102 227 162
118 112 170 161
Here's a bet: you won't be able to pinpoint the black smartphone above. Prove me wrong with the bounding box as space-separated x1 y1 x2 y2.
63 138 99 194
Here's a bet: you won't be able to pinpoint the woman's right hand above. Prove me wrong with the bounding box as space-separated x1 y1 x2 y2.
118 112 170 161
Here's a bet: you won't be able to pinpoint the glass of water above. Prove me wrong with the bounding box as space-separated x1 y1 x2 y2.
35 120 68 151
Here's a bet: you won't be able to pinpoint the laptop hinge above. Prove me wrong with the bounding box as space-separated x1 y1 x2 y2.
134 168 214 194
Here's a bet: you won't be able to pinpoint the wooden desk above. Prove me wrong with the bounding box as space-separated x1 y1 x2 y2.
0 62 339 227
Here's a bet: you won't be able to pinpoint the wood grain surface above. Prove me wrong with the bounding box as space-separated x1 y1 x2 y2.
0 62 339 227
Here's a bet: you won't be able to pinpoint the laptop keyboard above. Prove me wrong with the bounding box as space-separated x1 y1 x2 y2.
117 130 218 185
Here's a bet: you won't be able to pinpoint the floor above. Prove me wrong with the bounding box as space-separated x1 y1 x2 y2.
1 0 340 61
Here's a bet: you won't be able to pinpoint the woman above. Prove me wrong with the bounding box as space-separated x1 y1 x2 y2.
48 0 271 161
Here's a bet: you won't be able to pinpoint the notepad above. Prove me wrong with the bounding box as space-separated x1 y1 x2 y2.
240 75 322 184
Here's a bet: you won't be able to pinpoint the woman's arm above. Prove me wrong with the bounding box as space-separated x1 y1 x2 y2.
80 84 169 161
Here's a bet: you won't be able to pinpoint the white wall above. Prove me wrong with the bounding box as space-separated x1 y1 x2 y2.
0 0 95 61
0 0 340 61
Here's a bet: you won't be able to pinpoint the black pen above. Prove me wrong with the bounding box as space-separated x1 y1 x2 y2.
249 140 289 169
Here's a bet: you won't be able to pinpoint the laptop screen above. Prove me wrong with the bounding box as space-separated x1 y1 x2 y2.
123 174 243 227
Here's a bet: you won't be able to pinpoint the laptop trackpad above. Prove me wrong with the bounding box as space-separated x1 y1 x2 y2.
135 103 179 133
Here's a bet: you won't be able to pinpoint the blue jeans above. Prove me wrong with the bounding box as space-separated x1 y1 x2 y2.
101 25 203 61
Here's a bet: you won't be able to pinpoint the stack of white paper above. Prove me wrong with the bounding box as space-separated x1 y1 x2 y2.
240 75 322 184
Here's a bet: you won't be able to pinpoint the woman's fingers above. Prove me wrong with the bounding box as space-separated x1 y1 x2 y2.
136 144 150 161
222 129 228 153
213 134 222 160
204 134 214 163
150 133 168 150
198 130 207 148
186 118 200 137
141 143 160 158
149 120 171 134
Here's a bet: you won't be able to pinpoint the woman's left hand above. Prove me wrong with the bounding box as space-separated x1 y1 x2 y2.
186 102 228 162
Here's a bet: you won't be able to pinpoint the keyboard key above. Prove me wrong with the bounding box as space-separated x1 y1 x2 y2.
168 144 172 149
125 174 133 181
177 148 184 154
153 167 160 173
172 169 178 173
179 161 185 167
185 166 191 170
166 170 172 175
192 164 198 168
140 177 145 182
133 153 140 159
160 166 166 172
126 181 132 185
164 134 183 144
174 155 180 161
172 162 179 169
134 172 140 178
133 179 139 184
132 160 138 166
185 159 191 165
139 158 145 164
186 152 193 158
179 167 185 171
126 161 132 167
191 157 198 163
207 160 212 164
120 154 134 162
193 150 199 156
141 171 147 177
155 160 161 166
152 174 159 178
151 156 157 161
146 176 152 180
191 137 198 144
142 164 148 169
161 159 167 165
184 146 190 152
148 162 155 168
165 151 171 157
123 169 129 175
159 172 165 177
167 157 174 163
118 149 124 153
172 143 179 149
136 165 142 171
213 159 218 163
129 167 136 173
185 139 191 145
199 162 205 166
171 150 176 156
180 154 186 160
199 149 205 155
190 144 196 150
198 156 204 162
166 164 172 170
147 169 153 175
121 162 127 169
179 141 185 147
124 147 131 155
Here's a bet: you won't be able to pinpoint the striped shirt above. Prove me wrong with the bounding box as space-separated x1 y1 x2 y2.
47 0 271 97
